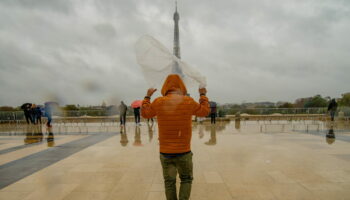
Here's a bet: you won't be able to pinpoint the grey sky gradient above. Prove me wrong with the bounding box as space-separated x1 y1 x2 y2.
0 0 349 106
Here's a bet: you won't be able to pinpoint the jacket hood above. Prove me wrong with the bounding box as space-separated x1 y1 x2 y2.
161 74 187 96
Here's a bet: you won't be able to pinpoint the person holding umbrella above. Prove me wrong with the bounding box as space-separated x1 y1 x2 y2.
21 103 33 124
141 74 210 200
131 100 142 125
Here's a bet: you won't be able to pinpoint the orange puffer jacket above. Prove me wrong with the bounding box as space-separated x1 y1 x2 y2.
141 74 210 153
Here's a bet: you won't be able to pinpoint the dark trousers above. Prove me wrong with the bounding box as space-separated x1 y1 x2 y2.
160 152 193 200
47 115 52 126
36 116 42 124
210 113 216 124
24 113 32 124
30 113 36 124
120 113 126 125
330 110 336 121
134 113 140 124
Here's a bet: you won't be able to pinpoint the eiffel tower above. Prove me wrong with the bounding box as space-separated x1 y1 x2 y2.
173 0 180 59
172 0 183 75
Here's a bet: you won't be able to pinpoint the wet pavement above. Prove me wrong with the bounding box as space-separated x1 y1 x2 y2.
0 120 350 199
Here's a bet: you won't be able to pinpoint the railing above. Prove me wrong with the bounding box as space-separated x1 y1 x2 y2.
223 107 350 116
0 110 116 121
0 107 349 122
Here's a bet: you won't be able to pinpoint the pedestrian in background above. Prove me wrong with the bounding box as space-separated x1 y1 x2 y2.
134 106 141 125
119 101 128 127
44 102 53 127
34 105 42 124
209 101 217 124
328 99 338 121
21 103 33 124
30 104 37 124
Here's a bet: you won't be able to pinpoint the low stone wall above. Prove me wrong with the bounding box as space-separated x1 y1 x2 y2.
1 114 349 124
226 114 328 121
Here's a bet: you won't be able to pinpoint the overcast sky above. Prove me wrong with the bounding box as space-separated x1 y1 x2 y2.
0 0 349 106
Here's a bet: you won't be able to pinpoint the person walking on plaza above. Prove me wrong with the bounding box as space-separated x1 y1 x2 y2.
133 106 141 125
141 74 210 200
119 101 127 126
328 98 338 121
209 101 217 124
44 102 53 127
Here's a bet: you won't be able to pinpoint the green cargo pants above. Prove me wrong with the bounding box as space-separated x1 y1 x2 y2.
160 152 193 200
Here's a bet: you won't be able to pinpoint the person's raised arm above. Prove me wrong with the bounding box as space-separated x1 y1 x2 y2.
192 88 210 117
141 88 157 118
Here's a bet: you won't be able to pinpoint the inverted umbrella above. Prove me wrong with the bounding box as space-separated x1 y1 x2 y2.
135 35 206 89
131 100 142 108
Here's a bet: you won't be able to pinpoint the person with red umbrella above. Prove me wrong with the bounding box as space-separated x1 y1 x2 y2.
131 100 142 125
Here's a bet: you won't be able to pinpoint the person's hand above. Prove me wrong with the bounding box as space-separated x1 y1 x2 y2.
199 88 207 95
147 88 157 97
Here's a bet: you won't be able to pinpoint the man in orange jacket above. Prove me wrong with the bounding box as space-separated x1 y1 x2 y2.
142 74 210 200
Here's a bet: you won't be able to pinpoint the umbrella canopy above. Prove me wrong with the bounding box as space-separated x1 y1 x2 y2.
21 103 32 110
44 102 59 107
44 102 59 114
209 101 217 108
131 100 142 108
135 35 207 89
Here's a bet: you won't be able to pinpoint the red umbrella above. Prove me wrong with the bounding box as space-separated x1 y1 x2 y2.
131 100 142 108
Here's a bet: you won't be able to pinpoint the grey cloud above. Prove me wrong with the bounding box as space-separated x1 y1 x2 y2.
0 0 349 106
0 0 73 14
94 23 117 39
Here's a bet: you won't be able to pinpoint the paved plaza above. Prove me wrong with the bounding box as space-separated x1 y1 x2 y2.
0 120 350 200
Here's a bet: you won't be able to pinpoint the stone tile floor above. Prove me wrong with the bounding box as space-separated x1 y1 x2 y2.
0 120 350 200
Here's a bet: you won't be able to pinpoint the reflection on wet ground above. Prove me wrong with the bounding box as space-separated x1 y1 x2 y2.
0 125 57 153
326 127 336 145
205 125 216 145
0 120 350 146
1 120 350 199
119 122 156 148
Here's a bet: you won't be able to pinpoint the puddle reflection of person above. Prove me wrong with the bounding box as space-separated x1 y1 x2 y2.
235 119 241 131
133 126 142 146
24 124 43 144
198 124 204 139
120 126 128 147
147 121 154 142
205 125 217 145
326 126 336 145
